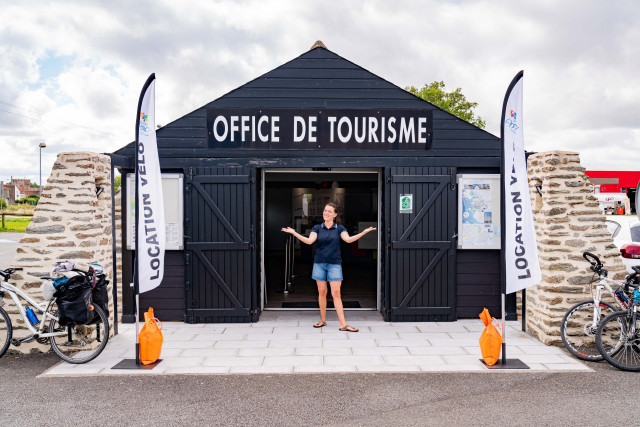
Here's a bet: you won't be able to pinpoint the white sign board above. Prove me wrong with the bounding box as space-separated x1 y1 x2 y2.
457 174 501 249
126 173 184 250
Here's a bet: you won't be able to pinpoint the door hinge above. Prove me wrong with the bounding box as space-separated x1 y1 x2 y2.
448 167 456 190
185 253 191 265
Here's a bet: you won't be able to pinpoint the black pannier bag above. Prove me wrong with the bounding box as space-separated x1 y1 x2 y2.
91 274 109 318
54 273 93 327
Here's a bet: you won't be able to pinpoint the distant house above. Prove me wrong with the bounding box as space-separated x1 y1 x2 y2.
1 183 22 205
10 178 40 198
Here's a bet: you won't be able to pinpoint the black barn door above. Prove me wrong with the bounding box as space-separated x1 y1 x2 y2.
185 166 257 323
384 167 457 322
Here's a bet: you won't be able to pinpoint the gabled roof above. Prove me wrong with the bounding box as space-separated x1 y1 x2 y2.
114 44 498 156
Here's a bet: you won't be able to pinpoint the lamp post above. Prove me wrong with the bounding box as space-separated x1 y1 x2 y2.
39 142 46 198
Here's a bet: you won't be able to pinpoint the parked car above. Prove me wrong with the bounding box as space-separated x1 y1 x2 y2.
605 216 640 272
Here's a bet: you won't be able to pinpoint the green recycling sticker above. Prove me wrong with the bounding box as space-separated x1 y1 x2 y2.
399 194 413 214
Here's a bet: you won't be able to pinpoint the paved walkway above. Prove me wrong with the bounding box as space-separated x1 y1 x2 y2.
41 311 590 376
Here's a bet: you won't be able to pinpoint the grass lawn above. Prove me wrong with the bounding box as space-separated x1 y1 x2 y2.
0 216 31 232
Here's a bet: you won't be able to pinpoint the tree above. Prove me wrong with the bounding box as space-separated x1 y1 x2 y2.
406 81 486 129
114 175 122 193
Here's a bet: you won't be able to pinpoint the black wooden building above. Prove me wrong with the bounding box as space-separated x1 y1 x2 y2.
112 43 506 324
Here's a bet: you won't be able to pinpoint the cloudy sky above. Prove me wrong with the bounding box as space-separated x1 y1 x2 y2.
1 0 638 186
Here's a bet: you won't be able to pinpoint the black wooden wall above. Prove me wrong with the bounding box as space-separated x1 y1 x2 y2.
456 250 501 318
139 251 185 321
113 44 505 323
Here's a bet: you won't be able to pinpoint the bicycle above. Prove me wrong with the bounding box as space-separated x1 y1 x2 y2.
560 252 633 361
595 277 640 371
0 267 109 364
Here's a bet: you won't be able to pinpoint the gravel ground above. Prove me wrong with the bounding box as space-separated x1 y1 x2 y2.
0 351 633 427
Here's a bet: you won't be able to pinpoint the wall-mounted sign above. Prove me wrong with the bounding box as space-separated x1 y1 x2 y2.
207 109 433 150
457 174 501 249
126 173 184 250
399 194 413 214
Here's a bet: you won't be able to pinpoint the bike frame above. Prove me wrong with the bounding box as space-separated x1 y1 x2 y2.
627 289 640 339
591 274 630 331
0 280 66 339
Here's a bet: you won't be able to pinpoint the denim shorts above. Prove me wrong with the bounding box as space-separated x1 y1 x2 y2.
311 263 343 281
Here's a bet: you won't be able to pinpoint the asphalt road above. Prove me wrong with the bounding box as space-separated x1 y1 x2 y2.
0 352 633 427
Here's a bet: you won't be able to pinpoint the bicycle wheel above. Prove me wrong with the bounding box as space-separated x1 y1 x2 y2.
596 311 640 371
49 304 109 364
0 306 12 358
560 300 616 361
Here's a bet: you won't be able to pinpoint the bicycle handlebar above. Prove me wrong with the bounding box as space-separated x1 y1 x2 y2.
0 267 23 281
583 252 602 272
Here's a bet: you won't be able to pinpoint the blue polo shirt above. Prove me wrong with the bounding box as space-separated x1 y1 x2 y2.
311 222 347 264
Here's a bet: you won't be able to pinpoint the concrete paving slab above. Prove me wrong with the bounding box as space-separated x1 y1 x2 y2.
377 338 432 347
324 355 385 366
181 348 238 357
295 347 352 356
263 355 322 366
158 357 205 368
352 347 410 356
294 365 357 373
323 339 377 348
230 366 293 374
214 340 269 349
237 347 295 357
269 339 323 348
41 311 592 377
409 346 468 355
357 365 421 373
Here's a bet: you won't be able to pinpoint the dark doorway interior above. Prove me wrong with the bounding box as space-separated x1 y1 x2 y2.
264 171 379 309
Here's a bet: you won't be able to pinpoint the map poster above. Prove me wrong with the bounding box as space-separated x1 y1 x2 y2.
457 174 501 249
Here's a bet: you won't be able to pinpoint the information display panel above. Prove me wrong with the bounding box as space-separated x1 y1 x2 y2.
457 174 501 250
126 173 184 250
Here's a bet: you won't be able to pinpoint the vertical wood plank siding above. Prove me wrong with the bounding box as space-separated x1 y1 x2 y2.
139 251 185 321
387 167 457 322
456 251 501 318
184 167 253 323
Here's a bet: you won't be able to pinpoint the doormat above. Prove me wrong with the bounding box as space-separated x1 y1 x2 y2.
282 301 361 308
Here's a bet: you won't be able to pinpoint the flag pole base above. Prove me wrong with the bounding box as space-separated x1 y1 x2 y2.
112 359 163 370
480 358 530 370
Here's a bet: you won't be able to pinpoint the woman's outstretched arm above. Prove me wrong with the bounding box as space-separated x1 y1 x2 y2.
281 227 317 245
340 227 376 244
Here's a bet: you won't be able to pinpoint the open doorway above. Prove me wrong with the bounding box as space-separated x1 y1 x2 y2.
261 169 380 311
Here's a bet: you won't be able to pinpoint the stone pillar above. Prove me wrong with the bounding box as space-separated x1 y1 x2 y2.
525 151 626 345
3 152 114 354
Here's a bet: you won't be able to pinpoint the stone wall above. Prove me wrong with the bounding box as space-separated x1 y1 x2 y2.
3 152 114 353
525 151 626 345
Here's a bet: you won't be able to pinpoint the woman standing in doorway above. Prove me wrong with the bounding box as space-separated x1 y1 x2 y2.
281 202 376 332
